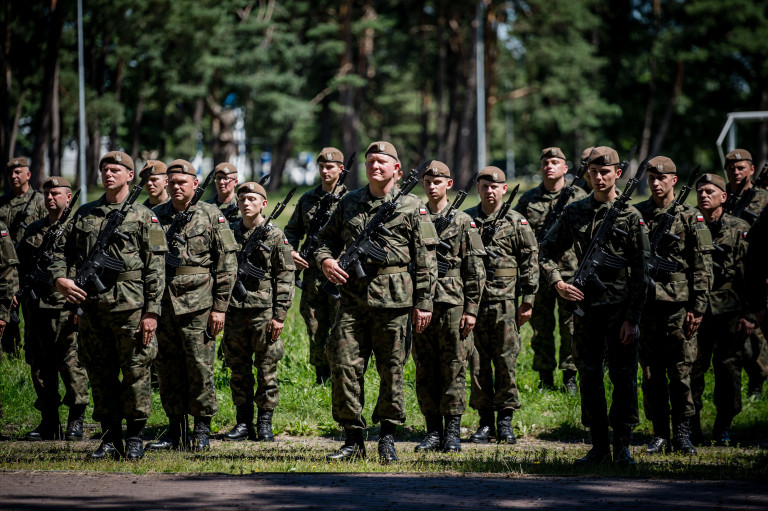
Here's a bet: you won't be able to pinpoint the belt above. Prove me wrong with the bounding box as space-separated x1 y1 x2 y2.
376 265 408 275
116 270 143 282
174 266 210 275
441 268 461 277
491 268 517 277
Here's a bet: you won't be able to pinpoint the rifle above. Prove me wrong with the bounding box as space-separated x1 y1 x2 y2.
259 174 270 186
10 190 81 324
480 183 520 263
232 186 297 301
433 172 477 277
295 152 354 289
724 162 767 223
11 190 38 247
647 165 702 280
564 147 645 318
538 150 595 244
321 160 429 300
164 167 217 270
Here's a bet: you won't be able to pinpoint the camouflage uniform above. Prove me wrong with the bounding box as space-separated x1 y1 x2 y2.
635 199 713 448
691 213 751 443
142 197 169 209
540 194 649 448
223 218 295 411
0 221 19 417
152 200 237 419
315 186 438 431
284 184 348 373
50 196 167 424
206 196 241 223
464 205 539 416
515 182 587 377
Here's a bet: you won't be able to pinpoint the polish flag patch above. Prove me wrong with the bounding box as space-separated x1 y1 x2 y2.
284 238 290 244
151 216 159 223
419 208 427 215
470 221 477 228
696 215 704 222
0 230 6 237
743 231 748 239
218 216 227 223
520 218 528 225
639 219 645 226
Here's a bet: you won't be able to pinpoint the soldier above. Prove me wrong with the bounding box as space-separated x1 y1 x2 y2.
141 160 169 208
315 141 438 463
221 182 295 442
0 157 46 355
575 147 594 194
540 146 649 466
514 147 586 392
747 207 768 335
464 166 539 444
284 148 348 385
19 177 90 442
634 157 713 455
206 162 241 222
147 159 237 452
52 151 167 460
0 218 19 420
690 173 753 446
412 160 485 453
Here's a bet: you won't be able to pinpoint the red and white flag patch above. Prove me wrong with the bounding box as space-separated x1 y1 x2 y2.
284 238 290 244
151 216 159 223
743 231 748 239
218 216 226 223
0 230 6 237
696 215 704 222
520 218 528 225
639 219 645 226
419 208 427 215
470 221 477 228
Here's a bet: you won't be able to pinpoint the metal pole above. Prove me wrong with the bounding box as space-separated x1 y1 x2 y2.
77 0 87 200
476 1 486 171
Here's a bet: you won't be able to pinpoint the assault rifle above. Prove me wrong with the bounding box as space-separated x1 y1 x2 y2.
724 162 767 223
295 152 354 289
321 160 429 300
10 190 81 324
11 190 39 247
564 147 644 318
165 167 217 270
647 165 702 280
538 150 594 243
433 172 477 277
480 183 520 259
232 187 297 301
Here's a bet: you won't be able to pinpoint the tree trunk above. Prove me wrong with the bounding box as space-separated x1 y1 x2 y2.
0 0 11 169
49 60 61 177
130 94 145 163
650 60 684 159
269 125 293 192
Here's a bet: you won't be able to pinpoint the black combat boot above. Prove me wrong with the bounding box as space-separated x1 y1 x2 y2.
496 410 516 444
256 409 275 442
90 421 123 460
612 426 635 466
64 404 86 441
223 405 255 442
377 422 398 463
125 419 146 461
443 415 462 453
315 365 331 385
712 414 732 447
574 423 611 466
539 371 555 391
327 428 366 461
24 408 61 441
672 418 697 455
469 409 495 444
192 417 211 452
414 415 442 453
146 416 184 451
562 370 578 395
646 418 670 455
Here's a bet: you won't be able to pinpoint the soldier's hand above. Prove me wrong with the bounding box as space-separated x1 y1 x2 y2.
737 317 755 338
208 311 226 338
684 311 703 339
555 281 584 302
55 277 88 304
620 320 639 345
291 251 309 270
412 308 432 333
460 313 477 338
0 319 6 338
136 312 158 347
12 296 18 307
267 318 284 341
517 302 533 327
322 258 348 284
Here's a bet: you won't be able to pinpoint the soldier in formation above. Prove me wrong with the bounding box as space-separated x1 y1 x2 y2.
206 162 241 222
0 216 19 421
141 160 170 208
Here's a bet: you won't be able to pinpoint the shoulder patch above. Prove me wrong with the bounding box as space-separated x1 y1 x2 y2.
0 230 6 237
520 218 528 225
218 216 227 223
151 216 159 223
744 231 748 239
419 208 427 215
284 238 290 244
639 218 645 226
696 215 704 222
470 221 477 228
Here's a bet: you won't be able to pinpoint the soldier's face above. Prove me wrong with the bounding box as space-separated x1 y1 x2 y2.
588 164 620 192
238 191 267 218
145 175 168 198
540 157 568 181
9 167 30 189
44 187 71 213
422 175 453 202
101 164 133 192
365 154 399 184
168 174 198 203
647 172 677 199
725 160 754 188
215 172 237 196
477 180 507 206
697 183 727 211
319 162 343 186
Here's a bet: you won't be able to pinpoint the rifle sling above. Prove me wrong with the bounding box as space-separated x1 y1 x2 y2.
370 265 408 275
116 270 143 282
441 268 461 277
174 266 210 275
489 268 517 277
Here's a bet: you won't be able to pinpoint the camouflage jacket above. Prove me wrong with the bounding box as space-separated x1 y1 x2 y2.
206 195 241 223
514 182 587 277
733 186 768 226
50 195 168 315
746 206 768 312
539 194 650 324
704 213 750 316
635 199 713 314
284 184 349 263
429 206 486 316
0 188 47 246
464 204 539 305
0 221 19 322
142 196 169 209
153 201 238 315
315 185 438 310
17 216 70 309
229 218 296 320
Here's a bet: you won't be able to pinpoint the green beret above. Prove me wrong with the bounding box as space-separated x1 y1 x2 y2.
477 166 506 183
100 151 134 172
647 156 676 175
423 160 451 178
166 159 197 176
42 176 72 189
237 182 267 199
141 160 167 177
724 149 752 168
365 141 399 162
540 147 566 161
6 157 29 171
696 173 727 192
214 162 238 175
588 146 620 166
317 147 344 164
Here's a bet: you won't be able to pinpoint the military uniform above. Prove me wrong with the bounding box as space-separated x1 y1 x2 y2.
284 182 348 380
142 196 169 209
0 220 19 418
515 181 586 385
206 196 241 223
635 187 713 453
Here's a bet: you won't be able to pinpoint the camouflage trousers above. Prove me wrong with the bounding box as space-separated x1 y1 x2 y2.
412 302 473 417
222 307 284 411
572 303 639 430
327 304 410 430
469 299 521 412
156 304 218 418
530 281 575 372
639 302 697 424
24 303 89 412
691 311 747 419
78 306 156 422
299 266 337 369
744 328 768 381
1 320 21 357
